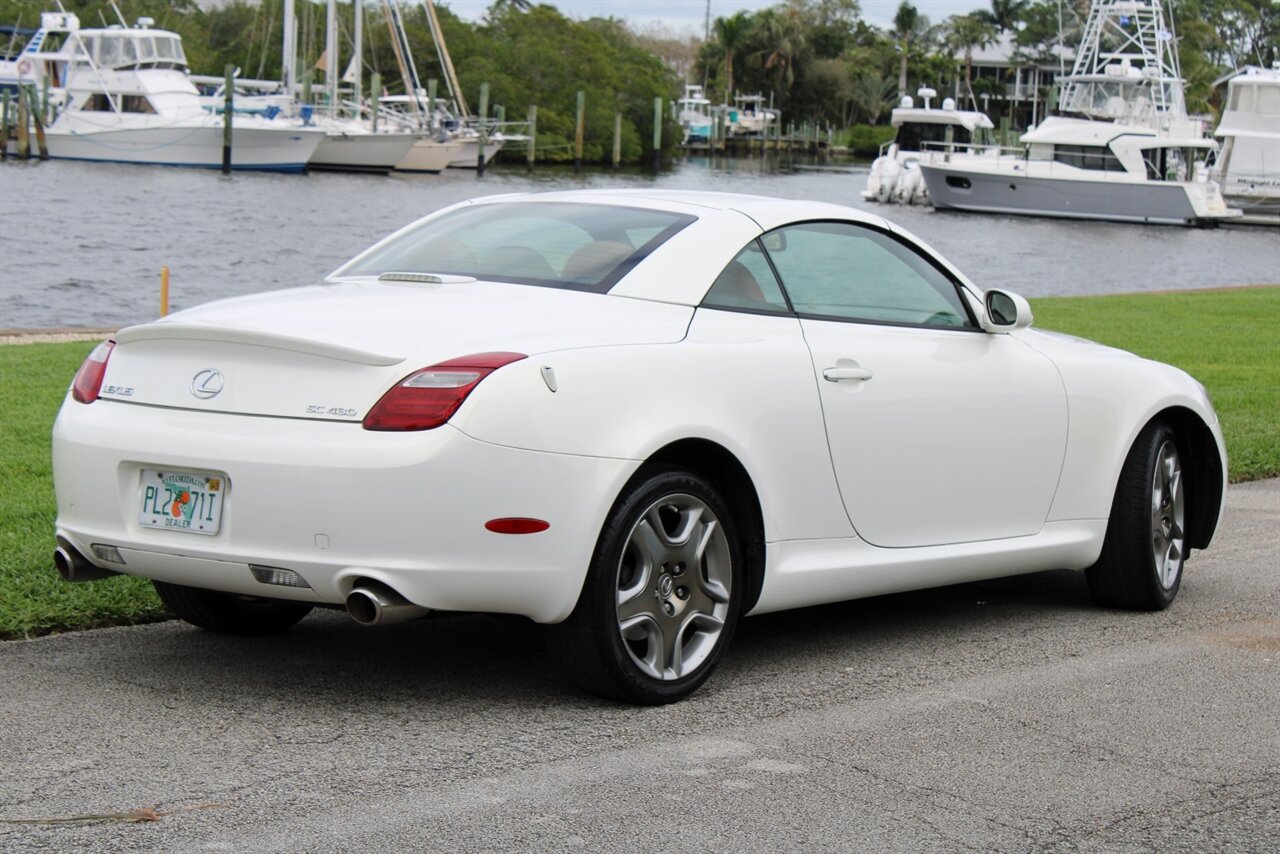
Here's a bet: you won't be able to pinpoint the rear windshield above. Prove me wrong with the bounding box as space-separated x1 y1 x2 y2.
336 202 695 293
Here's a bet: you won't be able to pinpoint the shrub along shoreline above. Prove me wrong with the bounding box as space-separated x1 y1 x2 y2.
1 286 1276 639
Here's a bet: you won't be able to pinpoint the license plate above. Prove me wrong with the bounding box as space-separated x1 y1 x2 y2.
138 468 226 535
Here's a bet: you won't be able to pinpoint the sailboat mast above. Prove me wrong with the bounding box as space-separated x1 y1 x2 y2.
325 0 338 113
282 0 296 96
352 0 363 113
379 0 423 123
423 0 469 117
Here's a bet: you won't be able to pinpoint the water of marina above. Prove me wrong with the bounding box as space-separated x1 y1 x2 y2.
1 154 1277 330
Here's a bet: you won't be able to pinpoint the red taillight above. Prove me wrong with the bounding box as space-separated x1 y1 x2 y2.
71 340 115 404
485 518 551 535
362 352 526 431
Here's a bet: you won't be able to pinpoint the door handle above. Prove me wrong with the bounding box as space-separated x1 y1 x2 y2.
823 366 873 382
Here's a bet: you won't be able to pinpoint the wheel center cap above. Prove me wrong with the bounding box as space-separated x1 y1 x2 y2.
657 574 675 599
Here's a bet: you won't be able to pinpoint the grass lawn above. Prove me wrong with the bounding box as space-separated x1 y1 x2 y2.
0 341 167 639
1029 287 1279 483
1 286 1276 638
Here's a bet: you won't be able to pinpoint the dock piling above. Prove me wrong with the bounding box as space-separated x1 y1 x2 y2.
574 91 585 174
477 81 489 175
221 64 234 174
160 267 170 317
526 105 537 171
0 90 9 159
16 88 29 159
612 112 621 170
651 96 662 172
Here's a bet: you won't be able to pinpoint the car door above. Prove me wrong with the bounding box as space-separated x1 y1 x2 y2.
761 220 1068 548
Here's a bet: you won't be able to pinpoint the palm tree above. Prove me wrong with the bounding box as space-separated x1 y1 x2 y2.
979 0 1029 34
891 2 931 97
945 13 999 109
851 72 898 124
714 12 752 100
754 7 808 94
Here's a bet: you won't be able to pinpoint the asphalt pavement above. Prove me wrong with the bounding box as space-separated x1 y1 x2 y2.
2 479 1277 852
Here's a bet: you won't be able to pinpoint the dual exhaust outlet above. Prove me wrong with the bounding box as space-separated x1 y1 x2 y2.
55 540 427 627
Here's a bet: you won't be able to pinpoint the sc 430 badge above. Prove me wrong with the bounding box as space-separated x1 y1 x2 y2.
306 405 359 417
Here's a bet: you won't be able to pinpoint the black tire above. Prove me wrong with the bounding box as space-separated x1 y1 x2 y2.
1086 420 1188 610
153 580 313 635
550 466 744 705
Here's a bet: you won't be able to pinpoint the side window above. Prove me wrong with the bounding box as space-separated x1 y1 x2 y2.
701 240 791 314
763 222 972 328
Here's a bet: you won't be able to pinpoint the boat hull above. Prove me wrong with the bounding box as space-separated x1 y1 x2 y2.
310 132 420 174
394 139 456 173
17 122 324 172
446 137 505 169
919 164 1233 226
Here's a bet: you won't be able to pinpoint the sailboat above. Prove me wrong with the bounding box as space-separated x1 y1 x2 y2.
918 0 1239 226
277 0 423 174
376 0 513 170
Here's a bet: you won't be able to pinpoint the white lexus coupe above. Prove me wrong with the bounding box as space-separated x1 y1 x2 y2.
52 190 1226 703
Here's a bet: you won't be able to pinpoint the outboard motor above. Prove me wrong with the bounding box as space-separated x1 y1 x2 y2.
878 158 902 203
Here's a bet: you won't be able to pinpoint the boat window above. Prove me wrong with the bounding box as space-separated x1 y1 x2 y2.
701 241 791 314
80 93 155 113
118 37 138 66
335 202 695 293
760 222 973 329
154 36 186 66
136 37 156 63
1053 144 1126 173
97 36 121 69
897 122 972 151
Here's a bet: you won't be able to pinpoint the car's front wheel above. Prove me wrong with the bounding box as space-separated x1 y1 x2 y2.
552 466 743 704
1086 420 1187 610
153 581 313 635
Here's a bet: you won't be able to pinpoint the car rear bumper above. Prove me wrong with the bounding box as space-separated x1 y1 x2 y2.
53 397 636 623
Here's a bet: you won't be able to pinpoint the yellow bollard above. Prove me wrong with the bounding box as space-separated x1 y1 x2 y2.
160 266 170 316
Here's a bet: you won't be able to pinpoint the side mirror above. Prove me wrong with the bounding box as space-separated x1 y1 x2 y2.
981 289 1033 333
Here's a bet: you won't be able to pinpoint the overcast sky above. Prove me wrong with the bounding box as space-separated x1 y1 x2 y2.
436 1 990 34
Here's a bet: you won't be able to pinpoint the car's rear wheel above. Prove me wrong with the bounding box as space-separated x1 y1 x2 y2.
153 581 313 635
552 466 743 704
1086 421 1187 610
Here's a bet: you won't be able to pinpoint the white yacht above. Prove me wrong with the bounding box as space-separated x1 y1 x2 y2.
677 84 712 144
727 93 778 137
862 87 995 205
1209 64 1280 222
1 13 323 171
919 0 1239 226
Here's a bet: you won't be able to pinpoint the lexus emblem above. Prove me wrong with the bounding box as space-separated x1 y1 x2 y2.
191 369 225 399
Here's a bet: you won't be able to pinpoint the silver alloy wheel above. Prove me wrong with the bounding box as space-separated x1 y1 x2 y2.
1151 439 1186 590
615 493 732 681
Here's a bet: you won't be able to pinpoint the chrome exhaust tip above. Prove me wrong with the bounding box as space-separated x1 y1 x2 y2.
346 581 430 626
54 540 120 583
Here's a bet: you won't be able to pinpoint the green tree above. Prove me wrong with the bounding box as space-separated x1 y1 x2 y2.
850 70 897 124
713 11 752 100
979 0 1030 34
891 2 931 96
944 12 999 109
